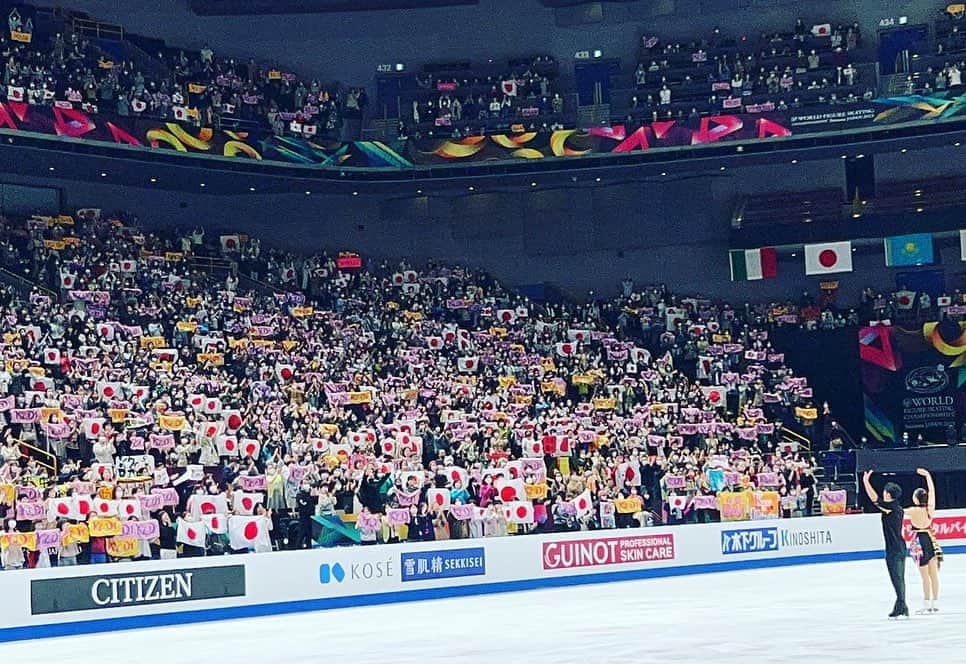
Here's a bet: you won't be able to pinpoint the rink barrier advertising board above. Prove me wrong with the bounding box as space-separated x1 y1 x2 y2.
29 565 246 615
400 547 486 582
2 511 966 642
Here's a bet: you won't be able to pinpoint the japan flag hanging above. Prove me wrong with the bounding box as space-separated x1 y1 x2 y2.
804 241 853 275
188 494 228 519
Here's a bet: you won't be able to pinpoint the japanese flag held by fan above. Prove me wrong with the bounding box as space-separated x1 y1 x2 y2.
228 515 271 550
177 519 207 548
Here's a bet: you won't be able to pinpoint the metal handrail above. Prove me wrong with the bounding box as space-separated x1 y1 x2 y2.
15 439 58 476
781 425 812 452
71 17 123 41
0 266 56 298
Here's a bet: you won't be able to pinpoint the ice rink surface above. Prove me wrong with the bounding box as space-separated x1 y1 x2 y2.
2 557 963 664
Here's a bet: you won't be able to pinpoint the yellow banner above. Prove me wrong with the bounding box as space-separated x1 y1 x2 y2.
524 483 548 500
402 310 422 322
712 334 731 343
139 336 166 349
159 414 186 431
88 517 123 538
186 297 201 308
541 381 565 396
488 327 508 338
320 423 339 437
3 332 18 344
288 307 313 319
497 376 516 390
718 492 752 522
164 252 184 262
348 391 373 405
188 83 207 94
0 483 14 504
592 398 616 410
5 359 29 373
228 337 250 349
149 361 173 372
40 407 62 422
62 237 82 247
197 353 225 366
0 532 37 550
108 408 129 423
755 491 780 519
513 394 533 405
63 523 90 544
571 373 596 385
54 215 74 225
43 239 66 250
106 536 140 558
281 340 298 353
541 358 556 372
615 496 643 514
795 407 818 420
176 321 198 333
250 339 275 348
28 366 46 378
10 30 32 43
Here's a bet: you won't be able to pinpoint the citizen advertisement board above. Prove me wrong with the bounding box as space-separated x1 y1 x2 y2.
30 565 246 615
542 534 675 570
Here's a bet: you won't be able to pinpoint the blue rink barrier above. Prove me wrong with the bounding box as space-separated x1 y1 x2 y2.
3 545 964 643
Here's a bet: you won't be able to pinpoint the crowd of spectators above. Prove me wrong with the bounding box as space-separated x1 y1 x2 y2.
899 7 966 96
398 55 567 140
0 205 838 568
623 18 872 127
2 5 356 140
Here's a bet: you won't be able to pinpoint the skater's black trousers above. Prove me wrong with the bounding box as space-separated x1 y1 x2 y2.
885 554 906 606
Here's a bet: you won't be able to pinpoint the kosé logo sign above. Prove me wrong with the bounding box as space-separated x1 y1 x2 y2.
319 557 393 585
30 565 245 615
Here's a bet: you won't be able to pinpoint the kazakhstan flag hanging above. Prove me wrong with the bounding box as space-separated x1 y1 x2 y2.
884 233 934 267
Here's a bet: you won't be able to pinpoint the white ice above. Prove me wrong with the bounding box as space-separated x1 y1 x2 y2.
2 557 963 664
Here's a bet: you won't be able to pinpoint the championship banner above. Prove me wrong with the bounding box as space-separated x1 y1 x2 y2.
860 322 966 444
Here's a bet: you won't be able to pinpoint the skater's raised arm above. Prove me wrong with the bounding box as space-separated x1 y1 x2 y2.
917 468 935 513
862 470 879 504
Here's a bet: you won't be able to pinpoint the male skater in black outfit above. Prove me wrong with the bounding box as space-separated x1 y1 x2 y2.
863 470 909 618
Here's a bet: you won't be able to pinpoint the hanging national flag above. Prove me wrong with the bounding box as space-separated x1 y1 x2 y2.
811 23 831 36
804 241 853 275
729 247 777 281
884 233 933 267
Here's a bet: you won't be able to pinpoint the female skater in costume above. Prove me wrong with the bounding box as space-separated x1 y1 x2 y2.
906 468 942 614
